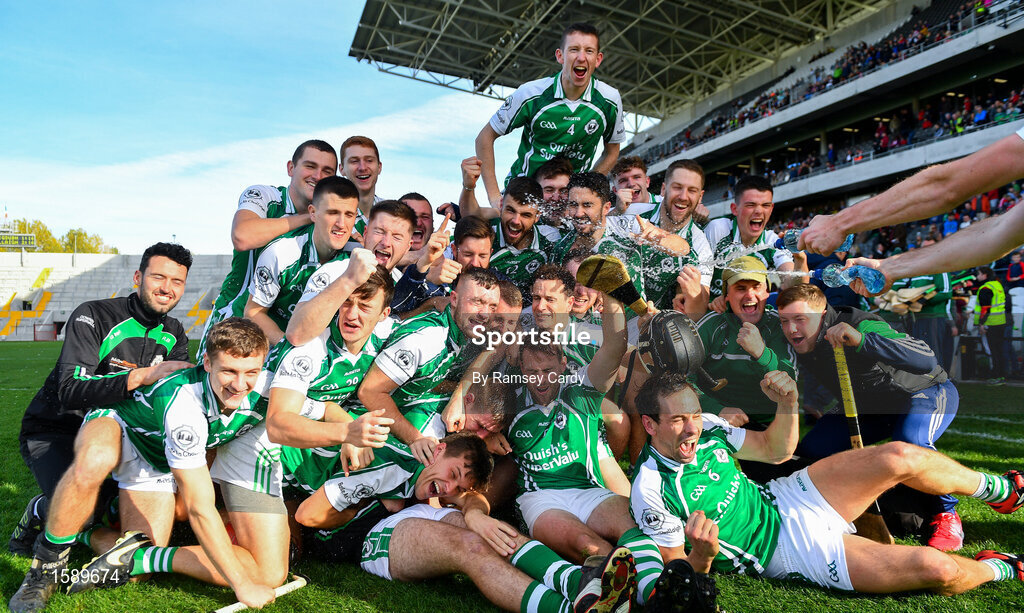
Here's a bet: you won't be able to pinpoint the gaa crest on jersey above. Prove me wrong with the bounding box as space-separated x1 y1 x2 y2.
525 258 542 274
553 411 567 430
640 508 666 531
713 448 729 463
311 273 330 291
244 188 262 200
690 484 707 501
172 425 199 451
394 349 416 375
584 119 599 135
291 356 313 378
255 266 273 288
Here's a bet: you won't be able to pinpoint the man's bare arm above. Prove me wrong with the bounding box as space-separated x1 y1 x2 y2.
459 155 499 220
357 365 424 445
475 124 503 208
592 142 621 175
588 296 628 392
265 387 392 448
243 297 284 346
801 132 1024 254
232 209 311 252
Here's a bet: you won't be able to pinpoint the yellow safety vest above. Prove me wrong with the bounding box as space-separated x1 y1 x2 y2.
975 280 1006 326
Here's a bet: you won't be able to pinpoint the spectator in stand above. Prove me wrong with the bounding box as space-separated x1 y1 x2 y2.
1007 251 1024 289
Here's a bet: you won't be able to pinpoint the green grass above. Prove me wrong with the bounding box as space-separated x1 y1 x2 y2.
1 341 1023 612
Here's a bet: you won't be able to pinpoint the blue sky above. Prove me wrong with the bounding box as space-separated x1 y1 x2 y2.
0 1 521 253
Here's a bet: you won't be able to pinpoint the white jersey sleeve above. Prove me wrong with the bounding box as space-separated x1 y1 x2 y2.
489 78 548 136
323 464 414 511
762 230 794 268
298 258 352 304
250 237 300 308
269 331 331 395
689 227 714 286
631 460 687 548
602 84 627 145
163 389 212 470
237 185 279 218
702 217 732 250
372 325 448 386
701 413 747 452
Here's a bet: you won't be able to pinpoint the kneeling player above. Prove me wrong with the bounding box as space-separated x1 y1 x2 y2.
631 371 1024 594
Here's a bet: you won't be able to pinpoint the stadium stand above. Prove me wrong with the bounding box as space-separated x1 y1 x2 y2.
0 251 230 341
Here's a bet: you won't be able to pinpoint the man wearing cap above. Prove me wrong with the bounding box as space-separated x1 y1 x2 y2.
694 256 798 483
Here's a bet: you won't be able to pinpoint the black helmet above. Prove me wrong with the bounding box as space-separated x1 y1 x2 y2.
638 310 725 391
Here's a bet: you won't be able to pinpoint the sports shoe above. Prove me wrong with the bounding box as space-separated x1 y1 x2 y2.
9 494 46 556
975 550 1024 581
986 470 1024 515
8 541 70 613
67 530 150 594
927 511 964 551
644 559 720 613
572 545 635 613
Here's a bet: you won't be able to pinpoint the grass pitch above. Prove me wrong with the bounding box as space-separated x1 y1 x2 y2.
1 340 1022 612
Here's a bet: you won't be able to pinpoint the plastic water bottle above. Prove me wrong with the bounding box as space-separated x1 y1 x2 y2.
776 229 854 253
814 263 886 294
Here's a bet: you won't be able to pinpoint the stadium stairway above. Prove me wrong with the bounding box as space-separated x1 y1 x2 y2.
0 252 230 341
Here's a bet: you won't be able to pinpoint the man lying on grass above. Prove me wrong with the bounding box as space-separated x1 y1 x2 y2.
9 318 387 613
286 429 641 613
631 370 1024 595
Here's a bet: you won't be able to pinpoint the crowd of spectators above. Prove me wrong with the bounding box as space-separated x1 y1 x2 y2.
637 0 1018 166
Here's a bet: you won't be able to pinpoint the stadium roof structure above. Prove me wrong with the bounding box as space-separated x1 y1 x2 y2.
350 0 896 126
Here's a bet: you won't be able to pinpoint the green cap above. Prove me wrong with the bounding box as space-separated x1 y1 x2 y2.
722 256 768 288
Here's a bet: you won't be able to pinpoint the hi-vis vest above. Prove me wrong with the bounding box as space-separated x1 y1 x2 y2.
975 280 1006 326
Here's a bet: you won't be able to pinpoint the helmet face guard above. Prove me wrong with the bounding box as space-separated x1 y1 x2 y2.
639 311 726 391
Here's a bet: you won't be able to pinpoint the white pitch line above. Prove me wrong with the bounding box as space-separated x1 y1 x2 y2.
946 429 1024 445
956 415 1024 425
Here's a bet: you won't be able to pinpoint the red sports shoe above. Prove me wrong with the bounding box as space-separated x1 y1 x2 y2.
975 550 1024 581
927 511 964 552
986 470 1024 515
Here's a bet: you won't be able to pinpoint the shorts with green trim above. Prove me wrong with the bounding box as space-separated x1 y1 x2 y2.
763 468 855 591
360 504 459 580
83 408 176 493
210 422 282 497
516 487 617 536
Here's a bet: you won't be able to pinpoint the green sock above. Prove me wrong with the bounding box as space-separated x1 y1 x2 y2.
519 580 572 613
972 473 1013 503
130 546 177 576
981 558 1016 581
44 529 77 546
76 526 98 549
617 527 664 605
510 540 582 600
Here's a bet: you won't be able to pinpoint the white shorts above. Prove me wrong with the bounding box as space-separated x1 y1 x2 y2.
516 487 618 535
210 422 283 497
360 504 459 580
85 409 177 493
763 468 855 591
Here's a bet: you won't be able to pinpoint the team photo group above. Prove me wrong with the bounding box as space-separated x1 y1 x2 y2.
9 21 1024 613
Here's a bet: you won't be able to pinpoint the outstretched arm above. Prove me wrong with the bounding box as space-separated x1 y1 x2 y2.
475 125 503 208
587 295 628 392
735 371 799 464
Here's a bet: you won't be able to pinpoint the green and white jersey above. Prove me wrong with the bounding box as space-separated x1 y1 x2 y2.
704 215 792 300
101 365 269 474
552 216 645 306
487 218 562 302
321 442 424 511
695 309 797 424
373 306 467 432
267 316 397 414
623 193 662 215
280 445 341 498
297 254 403 306
212 185 299 316
636 208 714 310
490 71 625 182
630 414 781 576
508 368 606 492
237 224 338 331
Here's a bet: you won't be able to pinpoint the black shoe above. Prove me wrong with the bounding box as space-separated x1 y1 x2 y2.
573 546 635 613
8 545 69 613
644 559 720 613
9 495 46 556
68 531 150 594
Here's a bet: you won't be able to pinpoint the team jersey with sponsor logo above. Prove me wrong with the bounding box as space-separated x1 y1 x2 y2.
98 365 269 474
704 215 792 300
227 224 340 332
694 309 797 425
490 72 625 183
267 316 397 414
373 306 468 431
507 368 606 492
488 218 562 305
634 209 714 310
630 414 781 576
212 185 300 318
